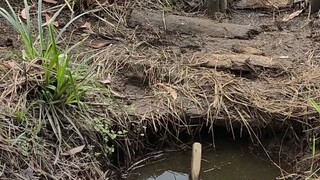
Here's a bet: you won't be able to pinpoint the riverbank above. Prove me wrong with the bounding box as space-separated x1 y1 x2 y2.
0 0 320 179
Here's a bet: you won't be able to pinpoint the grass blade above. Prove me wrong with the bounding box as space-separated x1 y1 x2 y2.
310 99 320 113
37 0 44 56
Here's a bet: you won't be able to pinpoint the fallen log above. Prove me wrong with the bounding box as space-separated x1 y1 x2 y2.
128 10 260 39
197 54 291 72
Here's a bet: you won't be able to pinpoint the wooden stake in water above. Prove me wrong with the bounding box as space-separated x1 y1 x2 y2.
191 142 202 180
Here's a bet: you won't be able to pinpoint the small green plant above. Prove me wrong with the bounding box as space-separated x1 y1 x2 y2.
0 0 92 103
0 0 96 142
14 109 26 122
13 134 30 156
93 118 127 155
93 118 117 154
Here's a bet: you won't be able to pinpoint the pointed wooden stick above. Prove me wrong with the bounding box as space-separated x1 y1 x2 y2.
191 142 202 180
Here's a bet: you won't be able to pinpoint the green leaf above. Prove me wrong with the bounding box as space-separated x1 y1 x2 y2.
310 99 320 113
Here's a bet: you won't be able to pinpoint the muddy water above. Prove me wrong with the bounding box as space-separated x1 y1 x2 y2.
129 139 284 180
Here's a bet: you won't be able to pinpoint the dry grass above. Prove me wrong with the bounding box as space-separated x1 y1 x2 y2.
0 51 116 179
97 42 320 177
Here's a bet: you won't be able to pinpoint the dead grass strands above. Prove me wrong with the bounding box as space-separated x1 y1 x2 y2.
96 42 320 177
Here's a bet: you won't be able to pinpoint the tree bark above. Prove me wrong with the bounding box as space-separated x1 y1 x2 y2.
310 0 320 14
207 0 220 14
219 0 227 13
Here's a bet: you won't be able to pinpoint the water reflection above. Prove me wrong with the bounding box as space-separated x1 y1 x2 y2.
146 171 188 180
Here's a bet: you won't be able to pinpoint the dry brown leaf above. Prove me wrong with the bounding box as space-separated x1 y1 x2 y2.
45 14 50 22
43 0 58 4
21 8 27 20
20 6 36 20
80 22 95 34
0 61 17 70
282 10 303 22
7 61 17 69
155 83 178 100
89 40 110 49
61 145 85 156
43 14 59 27
80 22 91 29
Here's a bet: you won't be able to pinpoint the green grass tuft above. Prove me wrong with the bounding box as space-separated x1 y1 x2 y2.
0 0 99 143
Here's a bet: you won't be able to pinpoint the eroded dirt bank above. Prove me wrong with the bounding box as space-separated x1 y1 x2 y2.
1 0 320 179
107 6 320 178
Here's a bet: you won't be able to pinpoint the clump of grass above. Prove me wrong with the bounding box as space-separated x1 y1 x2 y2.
0 0 106 144
0 0 82 142
0 0 123 178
